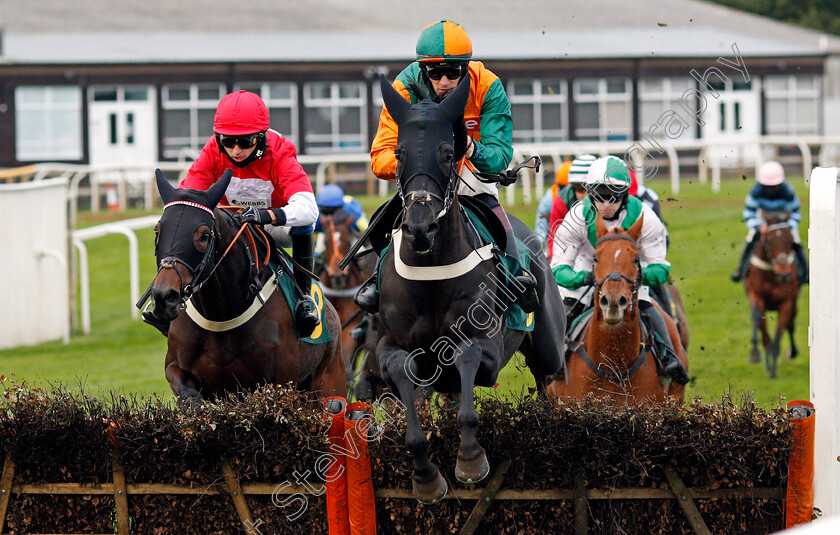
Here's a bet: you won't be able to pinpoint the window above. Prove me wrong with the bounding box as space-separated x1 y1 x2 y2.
235 82 299 146
638 77 697 141
572 78 632 141
508 79 567 143
15 86 83 161
161 83 226 159
303 82 367 154
764 75 821 135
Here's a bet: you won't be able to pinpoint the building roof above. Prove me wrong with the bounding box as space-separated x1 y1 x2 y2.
1 0 838 65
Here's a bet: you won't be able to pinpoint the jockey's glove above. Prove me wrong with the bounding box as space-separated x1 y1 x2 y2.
240 207 286 226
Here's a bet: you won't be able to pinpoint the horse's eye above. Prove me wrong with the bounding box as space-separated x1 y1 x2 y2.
199 231 210 244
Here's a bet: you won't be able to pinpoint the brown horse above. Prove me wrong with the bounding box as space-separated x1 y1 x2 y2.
317 210 385 399
547 214 688 404
744 211 800 379
145 169 346 404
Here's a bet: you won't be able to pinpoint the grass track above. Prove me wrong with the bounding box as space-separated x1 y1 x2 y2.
0 178 810 407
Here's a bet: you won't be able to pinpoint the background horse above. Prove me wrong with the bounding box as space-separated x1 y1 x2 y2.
317 209 385 399
744 210 800 378
146 170 345 404
375 75 565 503
547 214 688 404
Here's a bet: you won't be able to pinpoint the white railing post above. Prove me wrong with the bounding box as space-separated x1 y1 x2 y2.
809 165 840 518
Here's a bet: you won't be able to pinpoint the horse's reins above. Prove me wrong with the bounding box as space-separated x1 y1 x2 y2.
137 206 269 311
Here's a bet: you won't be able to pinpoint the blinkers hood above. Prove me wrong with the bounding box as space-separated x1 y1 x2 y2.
380 74 470 196
154 169 232 273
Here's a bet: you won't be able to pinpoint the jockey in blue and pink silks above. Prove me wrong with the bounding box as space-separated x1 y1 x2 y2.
730 161 809 284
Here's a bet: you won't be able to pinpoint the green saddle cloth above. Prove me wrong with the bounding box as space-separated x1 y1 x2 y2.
242 236 329 344
377 207 534 332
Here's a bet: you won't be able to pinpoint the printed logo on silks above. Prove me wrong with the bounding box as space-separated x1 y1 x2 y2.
229 196 269 208
464 116 481 133
225 175 274 208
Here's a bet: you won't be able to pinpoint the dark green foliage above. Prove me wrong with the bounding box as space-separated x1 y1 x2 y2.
708 0 840 36
0 379 793 534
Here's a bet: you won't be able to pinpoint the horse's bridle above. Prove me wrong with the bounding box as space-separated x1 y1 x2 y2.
152 207 261 307
397 147 460 222
758 222 795 273
593 234 643 311
154 202 220 305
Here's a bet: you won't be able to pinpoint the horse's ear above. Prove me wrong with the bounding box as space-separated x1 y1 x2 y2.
155 169 176 204
206 168 233 208
380 74 411 125
595 212 608 239
439 75 470 122
628 212 644 241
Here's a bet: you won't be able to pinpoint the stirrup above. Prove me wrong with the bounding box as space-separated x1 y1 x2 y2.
295 295 321 338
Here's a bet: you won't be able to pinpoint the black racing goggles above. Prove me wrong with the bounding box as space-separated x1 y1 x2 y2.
423 63 466 81
587 185 627 204
218 132 263 149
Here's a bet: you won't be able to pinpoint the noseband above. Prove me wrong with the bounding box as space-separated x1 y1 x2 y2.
593 234 642 311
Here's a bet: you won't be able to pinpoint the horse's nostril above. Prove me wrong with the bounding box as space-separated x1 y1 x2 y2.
599 295 609 308
427 222 439 236
618 296 628 308
164 289 181 308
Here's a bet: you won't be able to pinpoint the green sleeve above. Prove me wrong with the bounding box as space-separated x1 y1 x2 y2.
553 265 592 290
642 263 670 287
471 78 513 173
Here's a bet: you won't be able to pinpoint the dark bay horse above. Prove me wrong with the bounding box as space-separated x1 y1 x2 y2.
547 214 688 404
744 211 800 379
146 170 345 404
318 210 384 399
375 75 565 503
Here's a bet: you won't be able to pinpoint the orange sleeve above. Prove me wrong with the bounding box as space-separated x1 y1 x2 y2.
370 81 412 181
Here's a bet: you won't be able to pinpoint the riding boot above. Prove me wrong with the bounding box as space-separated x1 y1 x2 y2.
730 237 757 282
354 262 380 314
650 284 677 323
792 242 809 285
504 229 539 313
563 297 586 333
291 233 321 338
487 202 538 314
142 311 170 337
639 301 689 385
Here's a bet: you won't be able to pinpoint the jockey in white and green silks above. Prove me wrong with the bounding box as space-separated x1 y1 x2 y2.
549 155 689 385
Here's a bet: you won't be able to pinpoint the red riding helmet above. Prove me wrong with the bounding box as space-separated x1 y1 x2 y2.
213 91 270 135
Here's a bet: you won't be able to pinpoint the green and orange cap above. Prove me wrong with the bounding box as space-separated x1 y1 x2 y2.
416 20 473 63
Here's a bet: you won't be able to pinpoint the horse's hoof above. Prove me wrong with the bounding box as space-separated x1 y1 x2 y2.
749 350 761 364
413 470 448 504
455 451 490 484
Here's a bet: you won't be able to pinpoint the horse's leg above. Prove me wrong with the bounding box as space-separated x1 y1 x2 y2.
788 300 799 359
770 300 794 379
453 338 497 485
748 303 762 364
165 362 204 407
378 335 447 504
